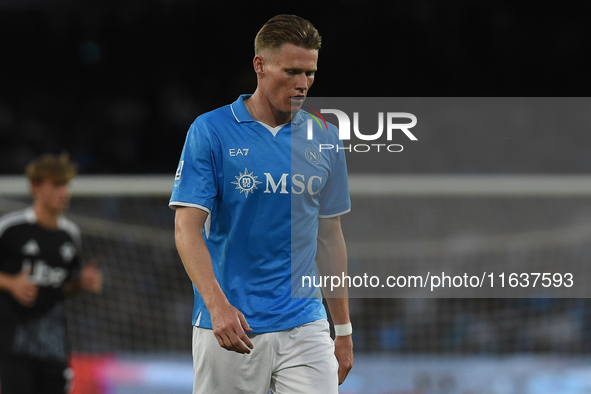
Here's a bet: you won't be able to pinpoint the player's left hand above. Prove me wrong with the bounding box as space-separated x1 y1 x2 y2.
334 334 353 384
80 259 103 293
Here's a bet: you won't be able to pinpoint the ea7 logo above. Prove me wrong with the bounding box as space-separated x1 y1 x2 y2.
307 110 417 141
229 148 249 156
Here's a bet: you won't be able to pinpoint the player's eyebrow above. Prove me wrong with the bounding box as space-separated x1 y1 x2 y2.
285 67 317 74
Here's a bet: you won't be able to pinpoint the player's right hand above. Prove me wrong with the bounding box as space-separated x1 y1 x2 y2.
10 268 39 307
209 301 254 354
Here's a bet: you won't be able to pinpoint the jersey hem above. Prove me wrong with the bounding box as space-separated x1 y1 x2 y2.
193 317 328 334
318 207 351 219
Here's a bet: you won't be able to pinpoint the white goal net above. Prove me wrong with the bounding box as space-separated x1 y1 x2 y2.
1 174 591 356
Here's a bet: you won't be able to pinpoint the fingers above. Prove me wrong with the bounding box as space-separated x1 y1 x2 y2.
84 258 99 270
212 307 254 354
22 264 34 275
237 313 254 350
18 285 39 307
334 336 353 385
12 270 38 307
215 322 253 354
239 312 252 332
81 260 103 293
337 358 353 384
338 362 352 385
216 329 252 354
236 330 254 352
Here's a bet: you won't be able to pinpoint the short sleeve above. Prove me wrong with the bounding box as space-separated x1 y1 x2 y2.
169 121 218 212
57 217 83 278
318 139 351 218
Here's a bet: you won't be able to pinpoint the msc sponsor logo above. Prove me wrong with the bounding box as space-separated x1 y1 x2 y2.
231 168 262 197
232 168 322 198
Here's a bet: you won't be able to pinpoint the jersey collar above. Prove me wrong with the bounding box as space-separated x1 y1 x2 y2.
230 94 255 123
24 207 37 223
230 94 307 126
291 109 306 126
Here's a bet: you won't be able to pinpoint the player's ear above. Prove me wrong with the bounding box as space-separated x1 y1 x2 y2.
253 54 265 76
30 181 41 198
254 47 276 77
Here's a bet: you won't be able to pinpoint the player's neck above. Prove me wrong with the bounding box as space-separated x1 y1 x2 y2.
33 203 60 230
245 92 291 127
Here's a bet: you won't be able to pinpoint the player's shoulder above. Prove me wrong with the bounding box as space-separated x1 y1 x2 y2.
57 216 81 241
324 120 340 142
185 104 235 147
192 103 234 130
0 208 35 238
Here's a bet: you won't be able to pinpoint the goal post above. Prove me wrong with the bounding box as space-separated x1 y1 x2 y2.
1 174 590 355
4 173 591 196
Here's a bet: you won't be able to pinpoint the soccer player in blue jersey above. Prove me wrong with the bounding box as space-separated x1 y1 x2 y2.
170 14 353 393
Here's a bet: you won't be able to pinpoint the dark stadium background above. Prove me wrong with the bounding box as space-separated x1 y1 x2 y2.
1 0 590 175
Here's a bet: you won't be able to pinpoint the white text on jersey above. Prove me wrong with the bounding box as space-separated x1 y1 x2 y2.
229 149 249 156
263 173 323 195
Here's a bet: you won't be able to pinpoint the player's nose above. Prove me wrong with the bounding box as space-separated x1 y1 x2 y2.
295 74 308 92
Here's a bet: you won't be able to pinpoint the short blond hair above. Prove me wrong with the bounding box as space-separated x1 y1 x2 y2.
254 14 321 55
25 153 77 185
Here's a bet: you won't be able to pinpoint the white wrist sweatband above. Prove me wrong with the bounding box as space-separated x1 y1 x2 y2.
334 322 352 336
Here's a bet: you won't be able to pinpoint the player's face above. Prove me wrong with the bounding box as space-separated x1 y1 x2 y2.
258 43 318 116
33 178 71 214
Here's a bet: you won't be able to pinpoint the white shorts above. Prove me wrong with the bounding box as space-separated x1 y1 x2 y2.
191 319 339 394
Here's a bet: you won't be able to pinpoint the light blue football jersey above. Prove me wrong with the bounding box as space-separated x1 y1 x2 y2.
169 95 350 333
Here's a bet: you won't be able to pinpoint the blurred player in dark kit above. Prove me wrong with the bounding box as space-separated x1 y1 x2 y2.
0 153 102 394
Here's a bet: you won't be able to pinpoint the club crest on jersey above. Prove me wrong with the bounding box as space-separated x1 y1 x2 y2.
59 242 76 263
22 239 40 256
231 168 262 198
305 147 321 165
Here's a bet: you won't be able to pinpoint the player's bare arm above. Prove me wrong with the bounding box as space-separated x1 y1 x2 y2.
0 269 39 307
63 259 103 296
174 206 254 354
79 259 103 292
317 216 354 384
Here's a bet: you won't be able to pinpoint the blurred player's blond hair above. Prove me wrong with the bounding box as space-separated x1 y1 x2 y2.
25 153 77 185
